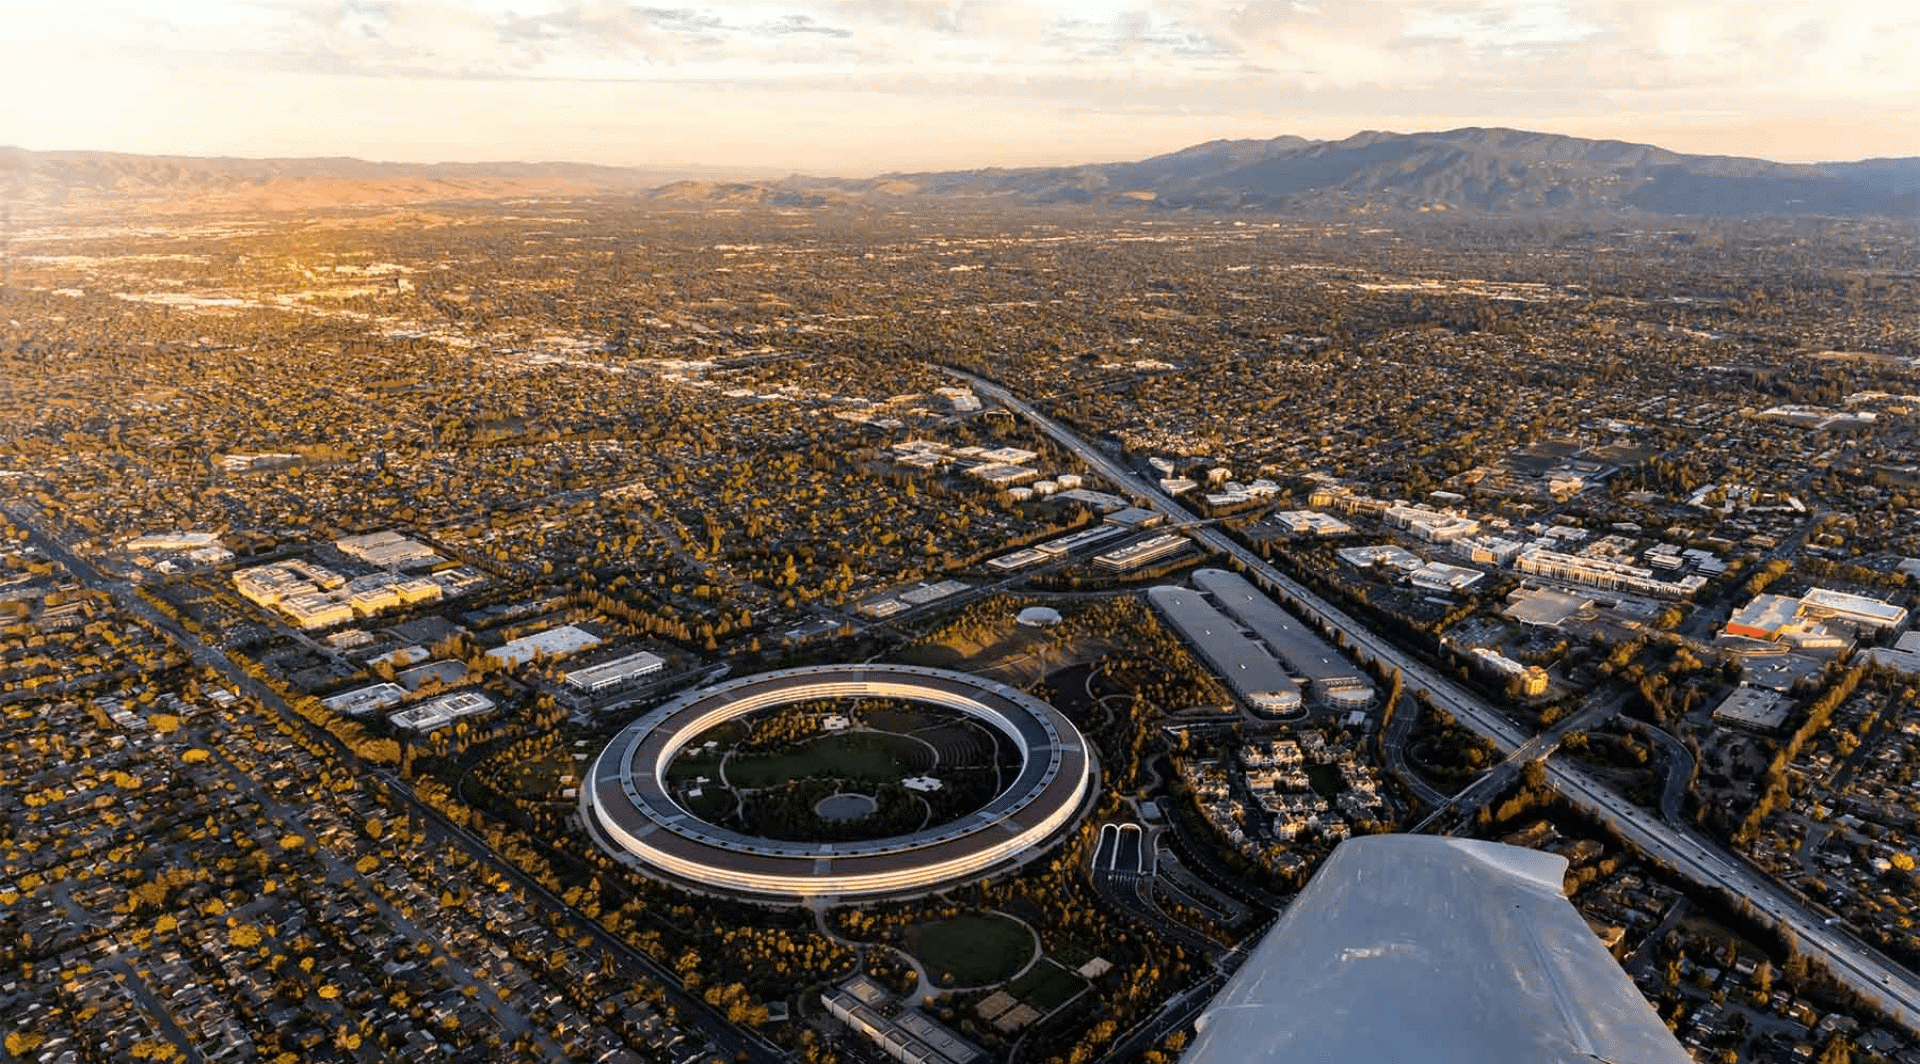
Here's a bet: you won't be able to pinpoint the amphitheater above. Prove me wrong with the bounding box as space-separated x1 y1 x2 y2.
580 664 1095 901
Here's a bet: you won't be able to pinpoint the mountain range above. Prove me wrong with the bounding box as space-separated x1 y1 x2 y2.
8 128 1920 217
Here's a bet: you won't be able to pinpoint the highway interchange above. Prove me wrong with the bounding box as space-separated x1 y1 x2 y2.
949 368 1920 1033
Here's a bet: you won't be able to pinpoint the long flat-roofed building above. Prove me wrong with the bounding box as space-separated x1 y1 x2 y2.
390 690 496 733
1725 593 1805 640
564 650 666 693
1191 569 1373 710
1799 588 1908 632
334 530 443 569
1515 548 1706 598
1865 631 1920 675
1095 532 1189 572
824 976 984 1064
487 624 602 666
1034 524 1127 557
986 547 1049 572
322 682 407 717
1147 585 1300 712
280 592 354 629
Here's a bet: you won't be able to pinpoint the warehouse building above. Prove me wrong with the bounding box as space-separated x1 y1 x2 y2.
1191 569 1374 710
1147 585 1301 713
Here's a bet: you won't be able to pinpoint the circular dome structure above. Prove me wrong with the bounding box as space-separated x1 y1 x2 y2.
1016 606 1063 628
580 664 1094 901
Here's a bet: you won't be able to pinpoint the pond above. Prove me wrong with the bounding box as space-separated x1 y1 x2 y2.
814 792 878 821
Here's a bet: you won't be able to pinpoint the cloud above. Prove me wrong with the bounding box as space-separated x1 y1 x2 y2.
4 0 1919 168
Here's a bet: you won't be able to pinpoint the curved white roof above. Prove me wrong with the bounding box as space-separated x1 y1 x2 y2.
1182 835 1690 1064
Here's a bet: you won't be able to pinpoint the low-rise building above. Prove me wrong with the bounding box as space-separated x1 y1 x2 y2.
1799 588 1908 632
1094 532 1189 572
390 690 496 733
321 683 408 717
1515 548 1706 598
564 651 666 693
1272 510 1352 536
1711 685 1793 733
334 530 443 569
487 625 602 667
1468 648 1549 696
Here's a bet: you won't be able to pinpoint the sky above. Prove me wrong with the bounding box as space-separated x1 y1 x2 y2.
5 0 1920 175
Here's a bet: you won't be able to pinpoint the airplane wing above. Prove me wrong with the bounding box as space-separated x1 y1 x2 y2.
1180 834 1691 1064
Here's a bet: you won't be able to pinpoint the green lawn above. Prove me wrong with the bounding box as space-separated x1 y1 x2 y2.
725 732 924 789
665 750 722 782
680 786 735 821
863 706 937 732
906 913 1036 986
1304 763 1346 802
1007 958 1085 1011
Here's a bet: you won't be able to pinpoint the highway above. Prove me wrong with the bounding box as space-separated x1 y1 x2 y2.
948 368 1920 1033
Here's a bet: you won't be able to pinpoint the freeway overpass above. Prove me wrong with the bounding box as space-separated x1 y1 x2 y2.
945 367 1920 1032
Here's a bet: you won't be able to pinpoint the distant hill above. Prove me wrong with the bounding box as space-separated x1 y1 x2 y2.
8 129 1920 217
0 147 773 215
796 128 1920 216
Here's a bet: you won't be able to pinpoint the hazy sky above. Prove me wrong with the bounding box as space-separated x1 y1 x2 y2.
6 0 1920 174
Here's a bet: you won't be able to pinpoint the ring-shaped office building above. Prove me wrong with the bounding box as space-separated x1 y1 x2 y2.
581 664 1094 901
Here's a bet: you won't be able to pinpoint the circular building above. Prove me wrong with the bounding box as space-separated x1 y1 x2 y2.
580 664 1094 901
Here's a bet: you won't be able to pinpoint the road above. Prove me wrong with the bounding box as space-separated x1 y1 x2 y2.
948 369 1920 1032
1621 718 1696 824
1098 972 1224 1064
1380 688 1450 809
3 501 790 1064
1411 686 1630 834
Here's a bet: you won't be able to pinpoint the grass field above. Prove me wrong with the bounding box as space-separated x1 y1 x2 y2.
680 786 735 821
906 913 1036 986
1007 958 1085 1011
725 732 927 789
665 750 722 782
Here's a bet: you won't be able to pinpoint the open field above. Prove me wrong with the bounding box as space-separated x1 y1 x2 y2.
907 913 1036 986
724 732 931 789
1007 958 1085 1011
